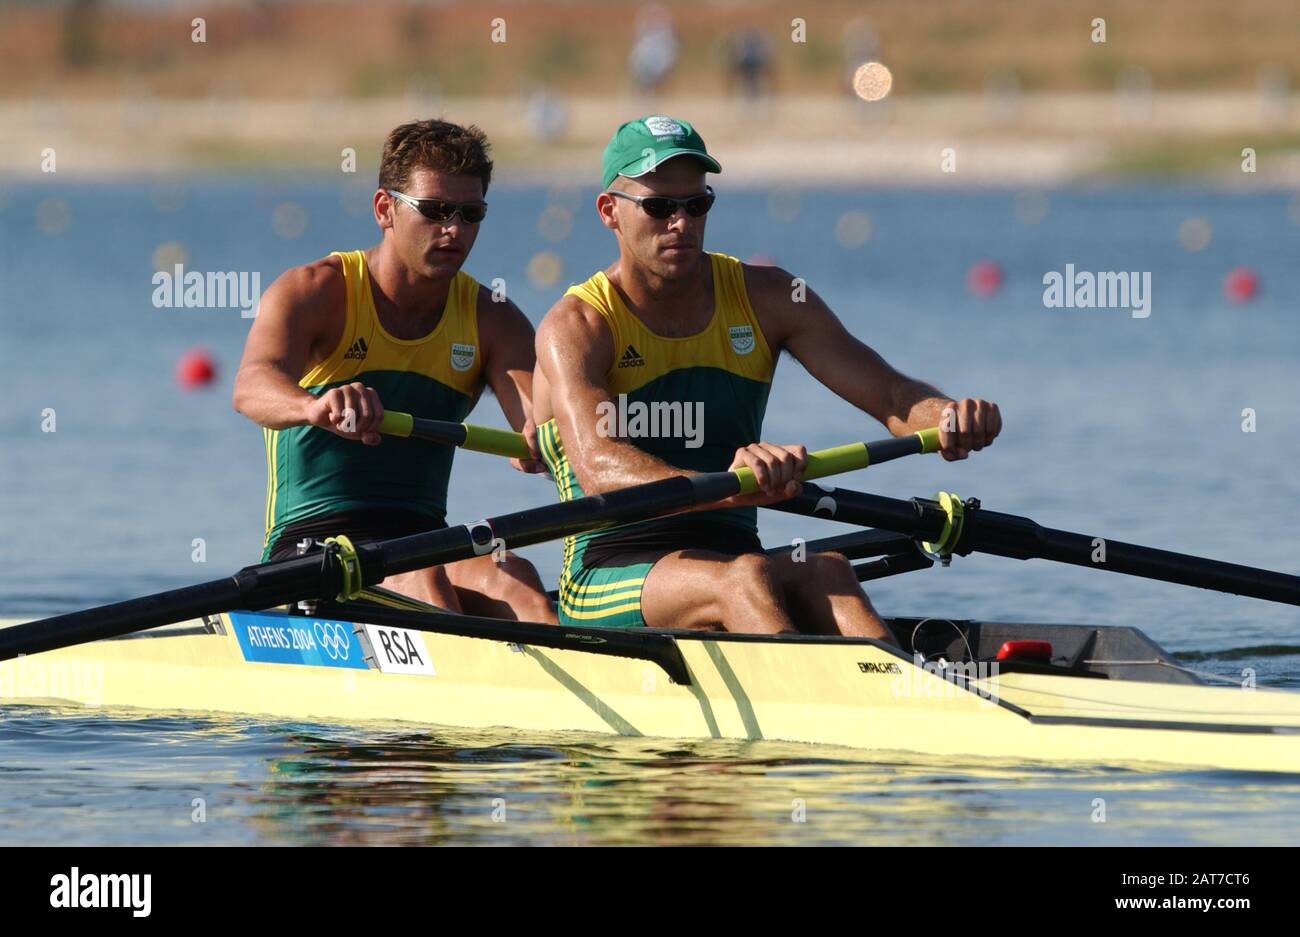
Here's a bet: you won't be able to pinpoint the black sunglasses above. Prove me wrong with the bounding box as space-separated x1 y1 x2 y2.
607 186 715 220
387 190 488 224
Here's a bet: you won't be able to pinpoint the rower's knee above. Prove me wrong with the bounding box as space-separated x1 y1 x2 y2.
486 552 556 621
721 552 780 590
799 552 861 593
462 550 534 588
814 551 856 578
383 566 460 610
490 550 537 580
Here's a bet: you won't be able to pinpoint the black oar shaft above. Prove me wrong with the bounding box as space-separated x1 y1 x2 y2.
767 484 949 538
969 507 1300 606
367 473 739 576
774 484 1300 608
0 555 326 660
0 474 739 662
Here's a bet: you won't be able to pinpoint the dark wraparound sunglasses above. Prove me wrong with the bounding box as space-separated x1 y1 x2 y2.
387 190 488 224
607 186 715 219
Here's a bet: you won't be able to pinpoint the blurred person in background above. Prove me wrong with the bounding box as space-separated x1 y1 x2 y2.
725 29 773 100
629 4 679 97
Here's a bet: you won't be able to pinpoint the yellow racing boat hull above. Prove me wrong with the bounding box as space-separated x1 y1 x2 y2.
2 610 1299 774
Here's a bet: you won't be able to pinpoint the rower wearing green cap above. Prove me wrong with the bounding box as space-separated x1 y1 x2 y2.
600 115 722 189
532 115 1002 635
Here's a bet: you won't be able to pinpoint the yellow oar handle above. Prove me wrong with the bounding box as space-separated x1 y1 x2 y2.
379 411 414 437
462 424 534 460
381 411 937 486
379 410 533 460
732 427 940 495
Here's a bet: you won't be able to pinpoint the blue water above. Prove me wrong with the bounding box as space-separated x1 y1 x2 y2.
4 706 1299 846
3 180 1300 844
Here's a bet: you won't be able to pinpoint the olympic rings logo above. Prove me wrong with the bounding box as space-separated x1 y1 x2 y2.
313 621 352 661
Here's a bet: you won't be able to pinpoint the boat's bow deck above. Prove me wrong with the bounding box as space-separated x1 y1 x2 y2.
888 616 1205 685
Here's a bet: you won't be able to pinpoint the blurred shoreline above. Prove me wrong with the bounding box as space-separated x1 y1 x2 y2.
8 0 1300 185
8 92 1300 186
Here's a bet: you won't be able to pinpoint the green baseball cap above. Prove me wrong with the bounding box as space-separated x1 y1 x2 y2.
601 115 722 189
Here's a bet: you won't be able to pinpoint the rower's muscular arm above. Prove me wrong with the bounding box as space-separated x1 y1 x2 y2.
232 258 344 429
536 296 690 495
746 264 1001 460
233 258 385 443
476 288 546 473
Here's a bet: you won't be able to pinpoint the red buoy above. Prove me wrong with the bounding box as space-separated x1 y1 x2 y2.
1223 266 1260 303
176 347 217 390
967 260 1004 297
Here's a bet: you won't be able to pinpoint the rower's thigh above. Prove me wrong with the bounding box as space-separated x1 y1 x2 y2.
641 550 772 630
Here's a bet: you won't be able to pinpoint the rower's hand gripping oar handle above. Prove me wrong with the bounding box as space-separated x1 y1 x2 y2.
379 411 534 460
732 428 942 494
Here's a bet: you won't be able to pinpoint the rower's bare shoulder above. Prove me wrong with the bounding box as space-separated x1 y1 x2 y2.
260 255 346 323
472 284 536 371
740 261 805 308
740 261 809 344
538 293 610 342
286 255 345 303
536 293 613 374
245 256 346 365
473 284 532 336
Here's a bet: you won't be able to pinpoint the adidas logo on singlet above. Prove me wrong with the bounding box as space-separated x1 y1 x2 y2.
617 344 645 368
343 337 369 360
